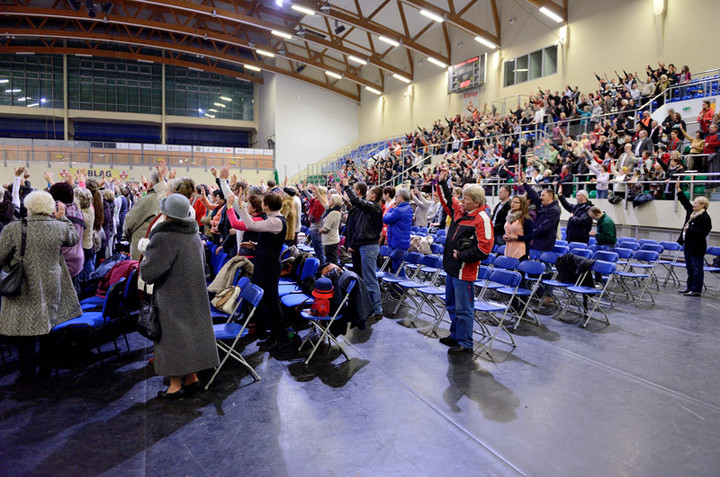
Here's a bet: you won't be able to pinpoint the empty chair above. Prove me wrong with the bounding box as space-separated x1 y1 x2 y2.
638 239 658 247
473 269 523 354
568 242 588 251
553 245 570 255
496 260 546 329
658 241 684 287
571 248 593 259
565 260 617 328
614 250 660 305
493 255 519 271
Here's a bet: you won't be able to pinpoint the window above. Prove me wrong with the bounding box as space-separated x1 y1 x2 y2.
503 45 558 87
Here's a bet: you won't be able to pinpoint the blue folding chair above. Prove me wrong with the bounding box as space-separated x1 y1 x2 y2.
279 258 320 297
658 241 683 287
206 284 264 388
473 269 522 354
565 260 617 328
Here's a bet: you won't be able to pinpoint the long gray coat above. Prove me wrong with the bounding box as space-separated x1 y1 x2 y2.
123 190 160 260
139 219 219 377
0 216 82 336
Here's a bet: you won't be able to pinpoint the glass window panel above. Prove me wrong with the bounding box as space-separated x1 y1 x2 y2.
529 50 543 81
504 60 515 87
516 55 529 84
543 45 558 76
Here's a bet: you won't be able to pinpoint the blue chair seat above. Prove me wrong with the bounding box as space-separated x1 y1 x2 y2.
474 279 502 290
213 322 249 341
300 311 344 322
567 285 602 294
279 284 301 297
80 302 103 311
281 293 313 308
703 266 720 273
542 279 573 288
496 286 532 296
382 276 404 284
80 296 105 307
473 301 506 313
630 263 653 269
420 266 439 274
419 286 445 295
615 271 648 279
52 312 104 331
398 280 425 288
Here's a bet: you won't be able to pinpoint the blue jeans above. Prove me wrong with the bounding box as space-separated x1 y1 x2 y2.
445 275 475 349
685 251 704 293
359 244 383 315
390 248 407 278
596 189 608 199
310 228 325 265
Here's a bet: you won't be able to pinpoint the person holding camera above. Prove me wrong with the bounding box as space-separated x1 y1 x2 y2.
436 169 493 354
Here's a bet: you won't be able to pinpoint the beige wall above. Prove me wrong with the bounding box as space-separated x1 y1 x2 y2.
358 0 720 143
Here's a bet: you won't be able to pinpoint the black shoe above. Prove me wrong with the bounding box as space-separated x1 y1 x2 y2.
686 292 702 297
439 336 458 347
157 388 186 400
678 289 691 294
448 345 472 354
258 336 281 351
183 381 202 394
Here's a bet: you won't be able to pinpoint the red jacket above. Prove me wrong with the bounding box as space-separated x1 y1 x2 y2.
697 108 714 133
703 132 720 155
95 260 139 298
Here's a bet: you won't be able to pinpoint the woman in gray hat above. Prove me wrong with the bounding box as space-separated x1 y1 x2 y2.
140 193 219 398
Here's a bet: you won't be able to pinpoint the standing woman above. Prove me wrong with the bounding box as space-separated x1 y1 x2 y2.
320 194 342 265
502 195 533 261
676 180 712 297
140 194 219 398
0 191 81 383
229 191 287 350
74 187 95 283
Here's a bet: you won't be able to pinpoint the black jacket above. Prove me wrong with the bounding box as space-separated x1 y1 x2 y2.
343 186 383 250
677 190 712 256
491 200 511 243
558 196 594 244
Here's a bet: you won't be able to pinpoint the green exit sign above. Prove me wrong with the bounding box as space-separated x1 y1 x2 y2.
683 107 692 111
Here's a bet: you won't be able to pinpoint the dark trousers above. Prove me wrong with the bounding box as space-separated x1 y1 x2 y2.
15 335 53 378
252 265 283 336
324 243 338 266
685 251 705 293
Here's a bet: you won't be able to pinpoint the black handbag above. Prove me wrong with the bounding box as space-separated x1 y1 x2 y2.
0 218 27 297
137 293 161 340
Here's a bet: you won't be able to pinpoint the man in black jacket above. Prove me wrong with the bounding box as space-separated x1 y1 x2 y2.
342 177 384 317
558 188 594 244
491 185 511 245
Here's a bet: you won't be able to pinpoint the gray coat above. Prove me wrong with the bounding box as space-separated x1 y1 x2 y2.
0 216 82 336
123 190 160 260
140 219 219 377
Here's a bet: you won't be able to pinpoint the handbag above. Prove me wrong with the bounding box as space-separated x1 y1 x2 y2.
211 286 241 314
0 218 27 297
137 293 161 340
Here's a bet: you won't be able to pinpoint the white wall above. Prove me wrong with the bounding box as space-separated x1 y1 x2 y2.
256 73 277 152
273 75 358 182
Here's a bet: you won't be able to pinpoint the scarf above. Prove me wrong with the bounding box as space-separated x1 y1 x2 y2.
506 210 523 223
690 210 705 221
322 205 342 219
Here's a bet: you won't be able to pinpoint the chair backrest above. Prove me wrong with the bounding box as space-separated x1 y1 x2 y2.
404 252 423 265
640 243 664 254
481 253 496 266
571 248 593 259
421 255 443 269
592 260 617 276
435 235 446 245
430 243 444 254
390 248 408 261
555 239 568 246
633 250 659 262
517 260 546 277
706 246 720 257
436 229 446 237
300 257 320 280
496 245 506 255
241 283 264 308
379 245 391 257
659 241 682 252
620 241 639 251
568 242 588 250
528 249 542 260
236 275 251 289
588 237 597 246
614 247 634 259
418 227 429 235
489 269 522 287
102 277 127 318
638 239 658 246
539 251 562 265
553 245 569 255
493 255 519 270
476 265 491 280
592 250 619 262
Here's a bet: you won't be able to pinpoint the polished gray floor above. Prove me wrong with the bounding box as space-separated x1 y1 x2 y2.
1 277 720 476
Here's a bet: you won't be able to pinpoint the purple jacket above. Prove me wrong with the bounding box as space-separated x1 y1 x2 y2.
63 202 86 277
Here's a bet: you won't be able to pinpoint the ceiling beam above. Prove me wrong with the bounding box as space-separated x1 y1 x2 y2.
398 0 500 46
0 28 360 102
1 7 381 91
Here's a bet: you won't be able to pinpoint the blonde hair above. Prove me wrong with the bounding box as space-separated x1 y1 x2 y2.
74 187 92 209
172 177 196 199
695 196 710 210
315 186 328 202
102 189 115 202
463 185 486 206
24 190 55 216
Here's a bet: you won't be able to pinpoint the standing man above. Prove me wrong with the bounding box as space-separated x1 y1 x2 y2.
437 169 493 354
557 188 594 244
383 189 413 276
342 178 384 319
588 207 616 250
518 172 561 251
492 185 512 245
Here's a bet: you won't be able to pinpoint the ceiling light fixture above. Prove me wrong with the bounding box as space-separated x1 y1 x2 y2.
365 86 382 95
137 59 154 63
5 89 21 93
271 30 292 39
378 36 400 47
27 102 40 108
419 9 444 23
325 70 342 79
291 5 315 15
208 108 217 112
0 79 8 84
213 102 226 107
348 55 367 65
474 36 498 49
204 113 215 118
539 6 564 23
244 64 261 71
256 49 275 57
320 1 330 13
427 57 448 68
334 20 346 35
219 96 232 101
392 73 411 83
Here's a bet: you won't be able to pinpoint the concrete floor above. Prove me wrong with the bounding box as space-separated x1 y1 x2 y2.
1 277 720 476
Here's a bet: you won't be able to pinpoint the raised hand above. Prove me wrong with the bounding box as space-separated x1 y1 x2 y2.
230 173 237 185
65 171 75 185
156 161 167 181
14 167 25 177
169 169 177 180
54 201 66 220
210 167 218 178
44 171 54 184
219 166 230 180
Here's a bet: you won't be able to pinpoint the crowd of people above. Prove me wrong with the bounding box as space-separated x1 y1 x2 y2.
340 62 719 203
0 146 712 389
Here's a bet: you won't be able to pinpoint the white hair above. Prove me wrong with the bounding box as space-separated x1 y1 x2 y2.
24 190 55 216
576 190 589 200
330 194 343 207
396 188 411 201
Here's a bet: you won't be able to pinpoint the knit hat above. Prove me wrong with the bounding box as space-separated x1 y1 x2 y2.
283 186 297 197
312 277 334 299
159 193 193 221
49 182 75 205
